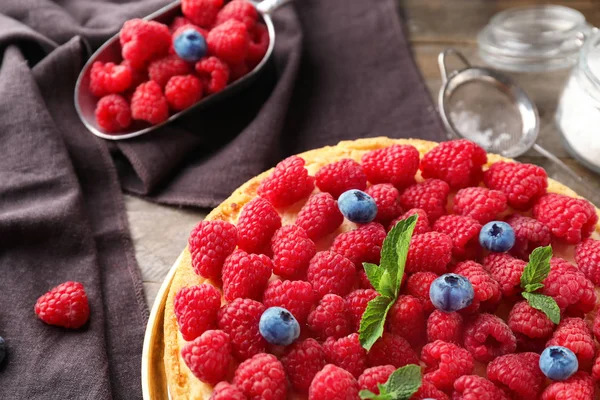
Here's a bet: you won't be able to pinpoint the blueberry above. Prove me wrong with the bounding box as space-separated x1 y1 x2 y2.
429 273 474 312
338 189 378 224
259 307 300 346
0 336 5 365
479 221 515 253
173 29 207 62
539 346 578 381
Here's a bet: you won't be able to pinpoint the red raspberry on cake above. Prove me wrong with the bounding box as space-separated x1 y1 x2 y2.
387 295 426 348
361 144 420 189
420 139 487 189
315 159 367 199
295 192 344 241
247 23 269 68
399 179 450 222
262 279 315 325
542 258 596 314
281 338 327 393
330 222 386 267
483 161 548 210
148 55 192 88
411 380 450 400
217 298 266 360
188 219 237 280
181 330 232 384
207 20 250 65
453 375 510 400
487 352 544 399
233 353 287 400
463 313 516 363
165 75 203 111
323 333 367 379
390 208 429 234
222 249 272 301
35 281 89 329
195 56 230 94
427 310 463 344
421 340 474 392
546 317 596 368
95 94 131 133
215 0 257 28
257 155 315 208
540 371 595 400
406 272 438 314
345 289 379 331
483 253 526 297
406 232 452 275
237 197 281 254
575 238 600 285
271 225 316 279
308 364 359 400
120 19 171 69
433 215 482 259
130 81 169 125
367 333 419 369
358 365 395 395
89 61 132 97
506 214 551 259
365 184 403 226
533 193 597 244
307 294 352 340
174 284 221 341
453 187 507 224
182 0 224 28
508 300 554 340
307 251 357 299
453 261 502 309
210 382 246 400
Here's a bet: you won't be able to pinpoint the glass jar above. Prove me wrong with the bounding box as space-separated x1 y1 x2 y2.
556 30 600 174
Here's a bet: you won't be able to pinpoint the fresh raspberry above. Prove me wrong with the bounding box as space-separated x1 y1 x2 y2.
271 225 316 279
406 272 438 314
411 380 450 400
307 251 357 299
533 193 597 244
482 253 526 297
345 289 379 331
210 382 247 400
484 161 548 210
172 23 209 42
421 340 474 392
406 232 452 275
308 364 359 400
262 279 315 325
120 19 171 69
540 371 595 400
593 354 600 381
95 94 131 133
130 81 169 124
315 159 367 199
181 330 232 384
246 23 269 68
237 197 281 254
575 238 600 285
330 222 386 267
281 338 327 393
427 310 463 344
453 375 510 400
546 317 595 367
515 334 547 353
506 214 552 259
453 187 507 224
295 193 344 241
367 333 419 368
217 298 266 360
222 249 272 301
164 74 203 111
542 258 596 314
182 0 224 28
358 268 374 290
195 56 230 94
257 156 315 208
364 184 403 226
387 295 426 348
463 313 516 363
361 144 420 189
508 300 554 340
390 208 430 234
121 59 148 89
34 281 89 329
188 219 237 280
233 353 286 400
147 55 191 88
323 333 367 378
486 352 544 399
89 61 132 97
307 294 352 340
453 261 502 309
170 16 192 32
207 19 250 64
399 179 450 222
420 140 487 188
593 312 600 342
216 0 258 28
358 365 395 394
174 284 221 341
433 215 482 259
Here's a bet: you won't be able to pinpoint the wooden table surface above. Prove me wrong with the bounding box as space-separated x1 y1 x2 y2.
131 0 600 308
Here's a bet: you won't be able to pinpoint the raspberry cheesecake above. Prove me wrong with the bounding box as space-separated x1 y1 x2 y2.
163 137 600 400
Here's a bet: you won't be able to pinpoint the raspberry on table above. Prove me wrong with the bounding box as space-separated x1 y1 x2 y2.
271 225 316 279
361 144 420 189
257 155 315 208
182 0 224 28
307 251 357 299
262 280 315 325
120 19 171 69
247 22 269 68
506 214 551 259
345 289 379 331
406 272 438 314
188 219 237 280
195 56 230 94
358 365 395 395
35 281 89 329
95 94 131 133
89 61 132 97
295 192 344 241
390 208 430 233
533 193 597 244
453 261 501 309
453 375 510 400
542 258 596 314
165 75 203 111
463 313 516 363
210 382 247 400
330 222 386 267
406 232 452 275
420 139 487 189
483 161 548 210
323 333 368 378
222 249 272 301
308 364 359 400
130 81 169 125
364 184 403 226
367 333 419 369
236 197 281 254
411 380 450 400
508 300 554 340
181 330 232 384
207 19 250 65
482 253 526 297
315 159 367 199
386 295 426 348
218 298 266 360
540 371 595 400
546 317 596 368
233 353 287 400
281 338 327 393
399 179 450 222
427 310 463 344
307 294 352 340
433 215 482 259
174 284 221 341
148 55 192 88
486 352 544 399
453 187 507 224
575 238 600 285
421 340 474 392
215 0 258 28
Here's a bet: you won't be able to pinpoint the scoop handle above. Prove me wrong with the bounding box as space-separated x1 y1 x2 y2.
256 0 293 14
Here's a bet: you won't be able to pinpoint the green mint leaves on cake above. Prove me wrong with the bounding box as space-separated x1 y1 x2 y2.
359 364 422 400
520 245 560 324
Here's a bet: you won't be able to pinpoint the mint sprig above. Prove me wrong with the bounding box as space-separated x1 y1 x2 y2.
519 246 560 324
359 364 422 400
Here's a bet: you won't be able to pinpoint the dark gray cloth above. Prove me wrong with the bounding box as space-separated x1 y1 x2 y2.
0 0 444 399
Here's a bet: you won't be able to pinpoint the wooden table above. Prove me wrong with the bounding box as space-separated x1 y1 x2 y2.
132 0 600 308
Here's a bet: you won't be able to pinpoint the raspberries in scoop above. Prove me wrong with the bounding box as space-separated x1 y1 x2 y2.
453 187 507 224
307 294 352 340
399 179 450 222
345 289 379 331
165 75 203 111
546 317 596 368
174 284 221 341
222 249 272 301
433 215 482 259
365 184 403 226
406 232 452 275
257 155 315 208
247 23 269 68
484 161 548 210
233 353 287 400
188 219 237 280
420 139 487 189
463 313 516 363
406 272 438 314
412 380 450 400
295 192 343 241
427 310 463 344
210 382 246 400
330 222 386 267
130 81 169 124
540 371 595 400
262 279 315 325
361 144 420 189
307 251 357 299
90 61 132 97
95 94 131 133
271 224 315 279
386 295 426 348
309 364 359 400
453 375 510 400
368 333 419 369
120 19 171 69
575 238 600 285
182 0 224 28
195 56 230 94
217 298 266 360
207 19 250 64
390 208 430 234
421 340 474 392
542 258 596 314
533 193 597 244
323 333 367 378
281 338 327 393
216 0 257 28
315 159 367 199
483 253 526 297
148 55 191 88
35 281 89 329
358 365 395 395
487 352 544 399
181 330 232 384
237 197 281 254
508 300 554 340
506 214 551 260
453 261 501 309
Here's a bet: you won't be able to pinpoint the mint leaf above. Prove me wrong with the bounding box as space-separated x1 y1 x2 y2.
393 215 417 296
359 390 391 400
522 292 560 324
359 364 422 400
359 296 394 351
520 246 552 289
524 283 544 293
380 216 415 295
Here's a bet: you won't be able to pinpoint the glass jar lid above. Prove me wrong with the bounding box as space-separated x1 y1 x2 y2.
478 5 591 72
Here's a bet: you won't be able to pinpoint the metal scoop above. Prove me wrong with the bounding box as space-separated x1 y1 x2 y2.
438 48 599 206
74 0 291 141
